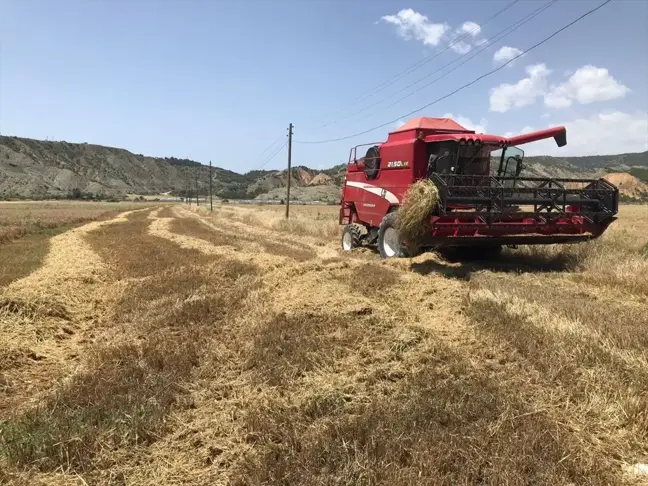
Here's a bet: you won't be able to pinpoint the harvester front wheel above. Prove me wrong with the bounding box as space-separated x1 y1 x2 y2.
377 212 414 259
341 224 364 251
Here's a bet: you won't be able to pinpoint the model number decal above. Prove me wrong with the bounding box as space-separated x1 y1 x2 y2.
387 160 409 168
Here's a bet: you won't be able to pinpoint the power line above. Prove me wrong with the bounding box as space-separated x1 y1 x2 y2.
242 133 286 174
257 134 285 158
294 0 612 145
254 140 288 171
319 0 558 128
312 0 521 129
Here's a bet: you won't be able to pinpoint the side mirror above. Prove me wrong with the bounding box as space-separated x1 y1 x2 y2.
517 163 526 175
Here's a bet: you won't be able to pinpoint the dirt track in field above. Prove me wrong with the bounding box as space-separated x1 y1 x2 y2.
2 204 648 485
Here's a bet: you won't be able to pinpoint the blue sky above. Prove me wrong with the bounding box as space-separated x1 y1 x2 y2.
1 0 647 172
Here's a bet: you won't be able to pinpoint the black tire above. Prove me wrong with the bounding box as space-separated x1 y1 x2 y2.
341 224 364 251
377 212 413 259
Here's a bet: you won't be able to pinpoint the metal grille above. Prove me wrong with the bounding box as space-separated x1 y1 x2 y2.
431 174 619 224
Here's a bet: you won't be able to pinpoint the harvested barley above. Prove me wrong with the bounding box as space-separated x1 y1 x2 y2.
397 179 439 242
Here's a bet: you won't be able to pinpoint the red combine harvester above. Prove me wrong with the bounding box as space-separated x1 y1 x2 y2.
339 117 619 259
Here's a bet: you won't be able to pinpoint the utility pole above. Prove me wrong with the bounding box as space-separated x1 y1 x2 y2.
209 160 213 212
186 171 191 205
285 122 293 219
195 167 199 206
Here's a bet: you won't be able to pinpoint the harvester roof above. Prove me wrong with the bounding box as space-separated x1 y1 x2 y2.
390 117 475 134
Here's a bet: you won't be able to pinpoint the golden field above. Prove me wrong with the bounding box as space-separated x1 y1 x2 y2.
0 202 647 485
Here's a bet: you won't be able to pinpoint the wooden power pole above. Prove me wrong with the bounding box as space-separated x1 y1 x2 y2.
209 161 213 212
195 167 199 206
285 123 293 219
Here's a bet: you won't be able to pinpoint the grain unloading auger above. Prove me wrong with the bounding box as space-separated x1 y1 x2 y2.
339 117 619 258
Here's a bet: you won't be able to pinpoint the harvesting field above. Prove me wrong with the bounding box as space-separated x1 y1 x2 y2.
0 201 157 288
1 202 648 485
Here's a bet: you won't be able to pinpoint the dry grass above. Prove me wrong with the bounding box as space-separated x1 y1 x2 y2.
0 297 70 321
0 337 198 472
471 274 648 353
466 288 648 471
2 203 648 484
0 201 153 244
334 262 400 297
0 230 63 288
256 240 316 262
201 204 340 239
245 312 379 387
87 210 216 278
0 202 155 287
512 221 648 297
172 215 317 262
238 386 611 485
170 216 241 249
156 206 177 218
397 179 439 242
236 317 614 486
0 207 260 480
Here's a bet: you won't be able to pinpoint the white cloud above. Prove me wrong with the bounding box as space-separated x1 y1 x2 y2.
450 20 486 54
458 21 481 36
493 46 523 66
490 64 630 113
515 112 648 156
381 12 486 54
394 119 406 129
450 41 472 54
544 65 630 109
489 63 550 113
442 113 487 134
381 9 448 46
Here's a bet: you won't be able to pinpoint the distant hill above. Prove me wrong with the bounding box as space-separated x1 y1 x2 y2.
524 152 648 172
0 135 646 202
0 136 287 200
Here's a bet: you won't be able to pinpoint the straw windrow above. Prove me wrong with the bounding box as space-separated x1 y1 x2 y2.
397 179 439 242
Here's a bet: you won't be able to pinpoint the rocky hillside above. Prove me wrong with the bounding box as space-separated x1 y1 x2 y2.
601 172 648 197
0 136 337 200
520 153 648 201
0 135 646 202
0 136 265 199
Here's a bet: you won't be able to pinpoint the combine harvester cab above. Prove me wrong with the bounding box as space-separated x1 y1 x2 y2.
339 117 619 258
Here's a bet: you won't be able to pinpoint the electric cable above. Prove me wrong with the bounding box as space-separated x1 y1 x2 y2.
320 0 558 128
294 0 612 145
312 0 521 128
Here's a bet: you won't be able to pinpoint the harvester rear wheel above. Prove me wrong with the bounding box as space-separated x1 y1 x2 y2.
341 224 364 251
377 212 416 259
